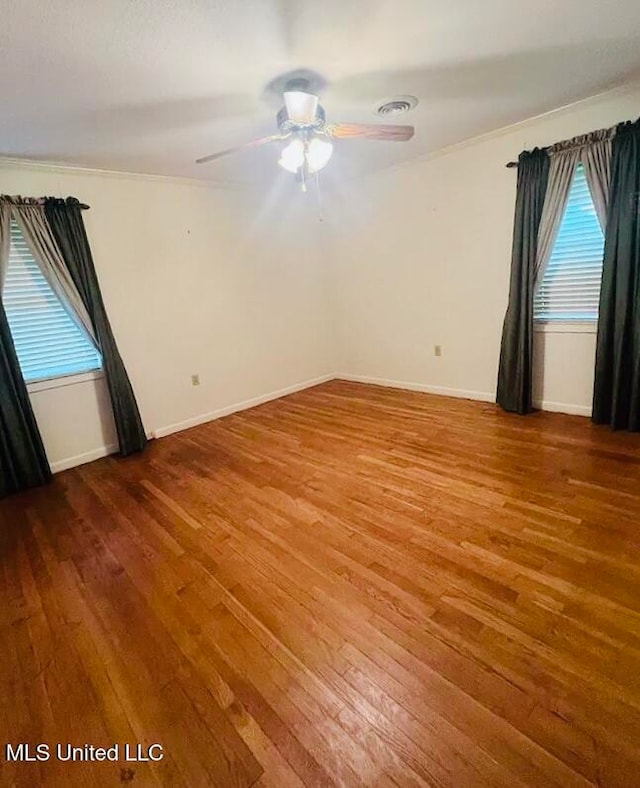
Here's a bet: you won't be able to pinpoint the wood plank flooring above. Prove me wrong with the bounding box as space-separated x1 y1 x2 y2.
1 380 640 787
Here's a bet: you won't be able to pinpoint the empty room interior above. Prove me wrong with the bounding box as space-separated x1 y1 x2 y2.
2 1 640 785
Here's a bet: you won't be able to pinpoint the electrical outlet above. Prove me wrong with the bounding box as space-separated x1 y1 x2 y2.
434 345 442 357
191 374 200 386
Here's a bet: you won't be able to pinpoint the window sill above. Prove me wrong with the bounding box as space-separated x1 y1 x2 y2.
27 369 105 394
534 321 597 335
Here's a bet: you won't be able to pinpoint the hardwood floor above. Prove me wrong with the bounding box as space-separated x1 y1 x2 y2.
2 380 640 787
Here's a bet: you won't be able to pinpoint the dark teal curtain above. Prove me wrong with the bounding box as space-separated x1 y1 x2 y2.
497 149 550 414
44 198 147 455
592 120 640 430
0 300 51 497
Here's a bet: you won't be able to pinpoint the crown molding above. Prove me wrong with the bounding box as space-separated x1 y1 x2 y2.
0 155 247 191
418 78 640 161
344 76 640 185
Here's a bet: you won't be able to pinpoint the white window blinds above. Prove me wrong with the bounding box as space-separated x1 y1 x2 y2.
534 163 605 322
3 219 101 383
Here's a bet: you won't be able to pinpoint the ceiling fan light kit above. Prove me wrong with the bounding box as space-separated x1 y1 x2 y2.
278 136 334 175
196 79 415 188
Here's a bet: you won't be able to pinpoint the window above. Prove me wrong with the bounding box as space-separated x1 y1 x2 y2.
3 219 101 383
534 163 604 322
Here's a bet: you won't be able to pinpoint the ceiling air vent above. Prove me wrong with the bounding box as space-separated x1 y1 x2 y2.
373 96 418 117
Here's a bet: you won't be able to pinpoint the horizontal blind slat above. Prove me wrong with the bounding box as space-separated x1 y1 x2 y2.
534 163 604 322
4 219 102 382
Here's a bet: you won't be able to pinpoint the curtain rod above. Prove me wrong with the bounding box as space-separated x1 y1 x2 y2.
505 122 620 169
0 196 90 209
46 199 91 210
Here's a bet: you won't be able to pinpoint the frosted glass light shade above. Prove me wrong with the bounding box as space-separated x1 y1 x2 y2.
278 138 305 173
306 137 333 172
284 91 319 125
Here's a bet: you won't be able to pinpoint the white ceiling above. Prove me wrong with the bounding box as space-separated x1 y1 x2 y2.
1 0 640 184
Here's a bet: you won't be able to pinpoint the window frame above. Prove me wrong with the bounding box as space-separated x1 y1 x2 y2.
26 368 105 394
533 321 597 335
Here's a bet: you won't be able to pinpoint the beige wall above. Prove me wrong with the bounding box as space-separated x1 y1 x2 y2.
0 163 334 469
326 83 640 415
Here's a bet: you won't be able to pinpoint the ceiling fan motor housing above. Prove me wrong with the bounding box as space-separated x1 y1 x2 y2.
277 104 326 133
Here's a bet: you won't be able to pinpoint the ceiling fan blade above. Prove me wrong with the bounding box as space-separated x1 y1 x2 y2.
324 123 414 142
196 134 284 164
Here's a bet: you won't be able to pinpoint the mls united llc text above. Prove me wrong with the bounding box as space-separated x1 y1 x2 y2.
5 743 164 762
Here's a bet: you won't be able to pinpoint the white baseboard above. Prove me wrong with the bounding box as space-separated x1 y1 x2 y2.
339 373 592 417
337 373 495 403
50 428 155 474
152 373 335 440
50 443 119 473
50 374 334 473
49 373 592 474
534 399 592 417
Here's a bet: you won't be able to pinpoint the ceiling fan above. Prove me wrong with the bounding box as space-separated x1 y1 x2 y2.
195 78 414 188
